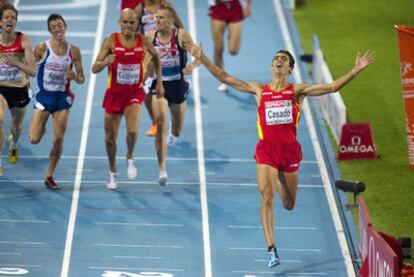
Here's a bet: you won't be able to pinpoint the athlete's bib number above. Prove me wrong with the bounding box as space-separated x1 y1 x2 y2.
0 65 22 82
117 63 140 85
265 100 293 125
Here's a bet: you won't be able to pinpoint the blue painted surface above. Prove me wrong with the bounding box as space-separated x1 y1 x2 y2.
0 0 355 276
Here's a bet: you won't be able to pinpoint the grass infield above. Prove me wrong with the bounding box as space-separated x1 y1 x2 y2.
293 0 414 263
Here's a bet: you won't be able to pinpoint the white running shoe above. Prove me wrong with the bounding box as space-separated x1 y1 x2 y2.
127 159 137 179
218 82 228 92
268 246 281 268
166 133 178 146
107 171 118 190
158 171 168 186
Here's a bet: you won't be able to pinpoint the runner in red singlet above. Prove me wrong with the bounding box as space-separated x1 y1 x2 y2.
92 8 163 190
0 4 36 175
186 42 375 268
208 0 252 92
120 0 142 10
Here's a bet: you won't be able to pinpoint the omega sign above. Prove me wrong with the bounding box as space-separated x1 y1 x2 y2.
366 231 397 277
337 123 377 160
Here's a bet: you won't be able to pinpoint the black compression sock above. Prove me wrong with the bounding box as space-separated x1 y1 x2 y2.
268 244 274 252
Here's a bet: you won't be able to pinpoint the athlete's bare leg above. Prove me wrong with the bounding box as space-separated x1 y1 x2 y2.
104 112 123 173
277 171 299 210
169 102 186 137
124 103 142 160
152 96 168 173
0 96 7 161
29 109 50 144
47 110 69 177
256 163 279 247
210 19 226 69
227 21 242 56
9 106 26 144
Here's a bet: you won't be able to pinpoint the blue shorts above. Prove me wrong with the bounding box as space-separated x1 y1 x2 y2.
33 89 74 113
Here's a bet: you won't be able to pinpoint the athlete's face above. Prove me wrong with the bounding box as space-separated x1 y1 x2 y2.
155 10 173 31
48 19 66 41
0 9 17 33
119 10 139 37
272 53 292 75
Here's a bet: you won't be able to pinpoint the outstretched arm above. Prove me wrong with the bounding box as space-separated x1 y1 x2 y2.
186 41 261 95
243 0 252 18
179 30 201 75
296 50 375 97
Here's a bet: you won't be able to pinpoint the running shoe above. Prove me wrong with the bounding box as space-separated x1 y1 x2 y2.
166 133 178 146
127 159 137 179
8 135 18 164
107 172 118 190
158 171 168 186
44 176 60 190
268 245 281 268
218 82 228 92
146 124 157 137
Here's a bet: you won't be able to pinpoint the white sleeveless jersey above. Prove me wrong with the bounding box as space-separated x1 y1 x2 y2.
36 40 73 92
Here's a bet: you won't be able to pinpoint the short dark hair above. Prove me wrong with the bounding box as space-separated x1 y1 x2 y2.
274 50 295 71
47 13 66 31
0 3 18 21
159 6 176 20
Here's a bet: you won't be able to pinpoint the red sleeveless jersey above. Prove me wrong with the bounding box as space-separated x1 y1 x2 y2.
0 32 29 87
257 84 300 144
107 33 145 93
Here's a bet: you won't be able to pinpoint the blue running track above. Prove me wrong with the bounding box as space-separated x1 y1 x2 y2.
0 0 357 276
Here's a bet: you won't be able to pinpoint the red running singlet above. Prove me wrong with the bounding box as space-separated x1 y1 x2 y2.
107 32 145 92
254 84 302 172
103 33 145 114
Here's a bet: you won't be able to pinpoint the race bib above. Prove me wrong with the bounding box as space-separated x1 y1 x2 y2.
265 100 293 125
117 63 140 85
0 64 22 82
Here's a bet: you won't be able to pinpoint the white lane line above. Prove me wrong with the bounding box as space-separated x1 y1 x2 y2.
233 270 327 275
92 244 183 249
273 1 355 275
20 31 96 38
60 1 107 277
0 241 46 245
0 154 318 163
0 179 324 189
229 247 321 252
113 256 161 260
0 253 22 255
188 1 212 277
18 1 100 10
95 222 183 227
0 264 42 268
89 266 184 272
0 220 50 224
228 226 317 230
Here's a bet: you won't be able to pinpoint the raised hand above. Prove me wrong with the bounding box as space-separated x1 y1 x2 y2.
354 50 375 72
188 43 203 60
